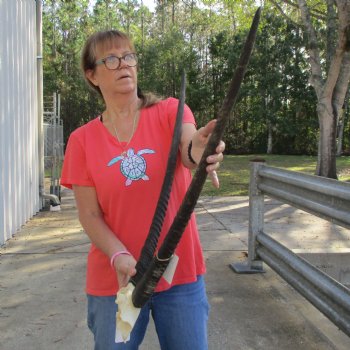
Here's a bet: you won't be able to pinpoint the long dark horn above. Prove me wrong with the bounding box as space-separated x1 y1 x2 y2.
132 7 261 308
130 72 186 286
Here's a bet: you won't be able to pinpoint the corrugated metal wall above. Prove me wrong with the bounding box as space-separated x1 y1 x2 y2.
0 0 40 245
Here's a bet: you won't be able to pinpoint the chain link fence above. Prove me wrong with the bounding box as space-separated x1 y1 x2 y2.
44 93 64 200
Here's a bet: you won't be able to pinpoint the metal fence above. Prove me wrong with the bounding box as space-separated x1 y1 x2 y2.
44 93 64 200
231 160 350 336
0 0 40 245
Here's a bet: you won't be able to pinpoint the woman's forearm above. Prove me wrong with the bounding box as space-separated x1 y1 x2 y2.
73 185 127 259
79 210 127 258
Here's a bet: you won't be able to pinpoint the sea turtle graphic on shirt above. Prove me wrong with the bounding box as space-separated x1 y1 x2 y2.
107 148 155 186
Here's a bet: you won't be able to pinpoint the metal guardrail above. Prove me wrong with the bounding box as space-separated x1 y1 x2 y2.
231 160 350 336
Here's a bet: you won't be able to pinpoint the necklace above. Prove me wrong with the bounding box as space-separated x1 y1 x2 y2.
110 109 138 156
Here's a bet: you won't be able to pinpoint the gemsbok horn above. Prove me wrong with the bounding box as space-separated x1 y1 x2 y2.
115 7 261 342
130 72 186 288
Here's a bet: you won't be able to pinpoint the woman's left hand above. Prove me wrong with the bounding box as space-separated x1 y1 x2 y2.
190 119 225 189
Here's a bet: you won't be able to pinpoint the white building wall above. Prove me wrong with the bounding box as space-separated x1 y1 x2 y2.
0 0 40 245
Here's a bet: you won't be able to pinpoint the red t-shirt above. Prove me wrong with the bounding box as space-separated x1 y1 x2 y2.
61 98 206 296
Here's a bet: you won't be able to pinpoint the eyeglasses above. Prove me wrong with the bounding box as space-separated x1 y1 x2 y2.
95 53 138 70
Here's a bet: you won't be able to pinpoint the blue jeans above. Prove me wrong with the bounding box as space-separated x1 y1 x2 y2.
87 276 209 350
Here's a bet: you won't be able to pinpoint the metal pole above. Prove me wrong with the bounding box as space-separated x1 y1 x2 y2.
231 159 265 273
36 0 44 206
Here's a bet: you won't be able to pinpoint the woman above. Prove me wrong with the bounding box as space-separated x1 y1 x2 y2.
60 30 225 350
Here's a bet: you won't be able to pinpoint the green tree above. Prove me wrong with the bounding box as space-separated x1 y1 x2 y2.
42 0 338 158
270 0 350 178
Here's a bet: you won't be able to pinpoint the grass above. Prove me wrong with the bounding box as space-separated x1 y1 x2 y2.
200 154 350 196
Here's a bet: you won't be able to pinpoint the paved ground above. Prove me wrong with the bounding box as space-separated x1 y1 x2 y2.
1 188 350 349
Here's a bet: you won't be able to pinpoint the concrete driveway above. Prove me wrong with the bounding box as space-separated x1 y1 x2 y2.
0 189 349 349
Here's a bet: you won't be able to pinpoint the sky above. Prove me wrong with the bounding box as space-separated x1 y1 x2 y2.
89 0 157 12
142 0 156 12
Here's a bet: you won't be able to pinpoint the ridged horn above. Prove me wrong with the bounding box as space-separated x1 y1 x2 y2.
132 7 261 308
130 71 186 286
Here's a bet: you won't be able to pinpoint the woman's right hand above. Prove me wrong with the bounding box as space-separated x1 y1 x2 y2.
113 254 137 289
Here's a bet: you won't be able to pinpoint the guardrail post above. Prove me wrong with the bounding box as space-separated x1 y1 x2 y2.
230 159 265 273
